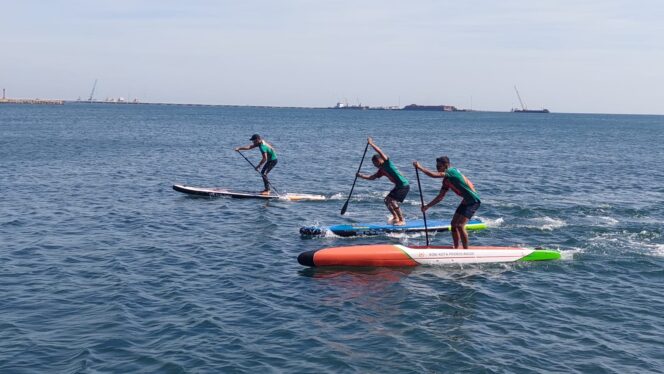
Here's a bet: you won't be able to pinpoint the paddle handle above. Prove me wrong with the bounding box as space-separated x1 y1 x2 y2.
235 150 281 196
341 141 370 215
415 166 430 247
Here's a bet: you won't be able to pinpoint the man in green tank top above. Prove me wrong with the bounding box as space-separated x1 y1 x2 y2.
414 156 480 249
357 137 410 225
235 134 278 195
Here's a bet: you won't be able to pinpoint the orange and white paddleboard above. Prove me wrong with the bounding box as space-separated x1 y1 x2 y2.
297 244 561 267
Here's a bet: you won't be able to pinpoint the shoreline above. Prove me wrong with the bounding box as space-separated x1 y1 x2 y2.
2 100 662 116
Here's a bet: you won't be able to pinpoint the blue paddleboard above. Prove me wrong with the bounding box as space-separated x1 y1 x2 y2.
300 219 487 237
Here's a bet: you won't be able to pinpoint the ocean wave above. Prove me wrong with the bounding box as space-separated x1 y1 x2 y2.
592 216 619 226
1 218 25 227
587 230 664 257
560 248 581 261
327 192 345 200
649 243 664 257
522 216 567 231
327 191 388 201
476 216 504 228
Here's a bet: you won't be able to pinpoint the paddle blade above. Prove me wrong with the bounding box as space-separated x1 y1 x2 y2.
340 200 349 215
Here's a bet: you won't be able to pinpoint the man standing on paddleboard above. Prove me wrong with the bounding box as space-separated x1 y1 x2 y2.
414 157 480 249
357 137 410 225
235 134 277 195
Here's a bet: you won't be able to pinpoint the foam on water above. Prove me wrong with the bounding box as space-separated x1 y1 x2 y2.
476 216 504 227
325 191 387 201
650 244 664 257
523 216 567 231
586 229 664 258
598 216 619 225
559 249 579 261
328 192 345 200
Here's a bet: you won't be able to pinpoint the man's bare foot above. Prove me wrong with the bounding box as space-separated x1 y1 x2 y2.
387 217 397 225
260 190 270 195
394 220 406 226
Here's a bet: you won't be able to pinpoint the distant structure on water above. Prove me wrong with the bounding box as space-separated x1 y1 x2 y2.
331 100 368 110
74 79 140 104
0 88 64 105
511 86 550 113
75 97 140 104
402 104 459 112
330 101 461 111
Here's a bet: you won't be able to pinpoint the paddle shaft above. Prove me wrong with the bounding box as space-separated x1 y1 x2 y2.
235 150 281 195
341 142 370 215
415 167 430 246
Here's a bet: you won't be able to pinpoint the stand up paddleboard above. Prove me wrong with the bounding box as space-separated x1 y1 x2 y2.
300 219 487 237
173 184 326 201
298 244 561 267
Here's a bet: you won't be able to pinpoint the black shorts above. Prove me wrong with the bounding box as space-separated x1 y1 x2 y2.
261 159 278 175
455 201 481 219
387 185 410 203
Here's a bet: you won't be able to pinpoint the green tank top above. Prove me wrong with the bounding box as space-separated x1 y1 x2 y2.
259 142 277 161
382 159 409 187
444 167 480 204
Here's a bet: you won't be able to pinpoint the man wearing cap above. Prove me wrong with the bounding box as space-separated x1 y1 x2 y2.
235 134 278 195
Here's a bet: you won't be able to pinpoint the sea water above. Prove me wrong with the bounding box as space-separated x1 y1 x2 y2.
1 104 663 373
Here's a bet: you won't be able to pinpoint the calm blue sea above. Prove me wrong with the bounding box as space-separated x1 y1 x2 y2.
1 104 663 373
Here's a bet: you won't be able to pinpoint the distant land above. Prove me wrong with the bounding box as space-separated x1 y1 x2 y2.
0 88 547 113
0 89 64 105
0 88 489 112
0 98 479 112
0 96 506 113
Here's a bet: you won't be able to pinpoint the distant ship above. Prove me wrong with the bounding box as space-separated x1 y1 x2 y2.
512 108 550 113
331 100 368 110
512 86 550 113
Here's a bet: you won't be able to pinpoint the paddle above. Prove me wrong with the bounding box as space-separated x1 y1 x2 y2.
340 141 370 215
235 150 281 196
414 166 430 247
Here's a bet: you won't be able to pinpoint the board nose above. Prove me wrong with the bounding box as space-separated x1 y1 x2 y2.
299 226 322 236
297 250 317 266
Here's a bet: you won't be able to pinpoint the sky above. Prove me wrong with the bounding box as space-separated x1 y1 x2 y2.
1 0 663 114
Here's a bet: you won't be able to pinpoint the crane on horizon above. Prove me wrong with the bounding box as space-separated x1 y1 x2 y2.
514 85 527 111
88 79 98 102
